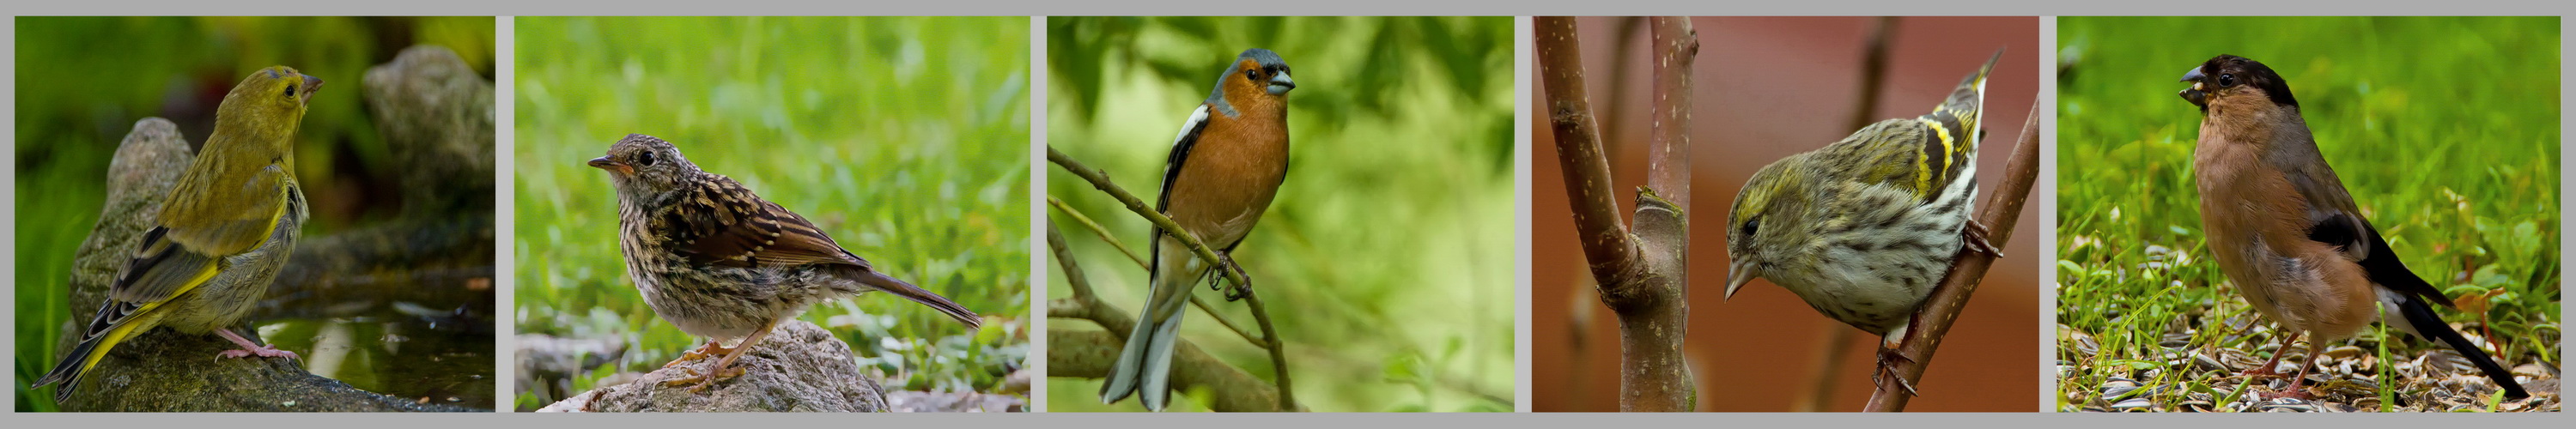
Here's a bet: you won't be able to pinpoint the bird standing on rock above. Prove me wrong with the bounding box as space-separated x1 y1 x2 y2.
589 134 982 390
1724 51 2003 396
1098 48 1297 412
38 66 324 402
2179 54 2527 400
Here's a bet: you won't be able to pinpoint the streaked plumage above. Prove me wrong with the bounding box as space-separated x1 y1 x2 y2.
1724 51 2002 393
592 134 981 389
1100 48 1296 412
38 66 323 402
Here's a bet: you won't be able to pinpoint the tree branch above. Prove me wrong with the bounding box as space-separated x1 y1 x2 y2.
1864 104 2040 412
1539 16 1698 412
1048 197 1266 347
1537 17 1639 284
1045 148 1297 411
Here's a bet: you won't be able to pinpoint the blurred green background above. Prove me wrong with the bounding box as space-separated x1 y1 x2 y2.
15 16 496 412
1046 16 1516 412
513 16 1030 411
2056 16 2559 411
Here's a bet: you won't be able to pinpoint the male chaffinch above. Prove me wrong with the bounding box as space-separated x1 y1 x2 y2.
1098 48 1297 412
2182 54 2527 400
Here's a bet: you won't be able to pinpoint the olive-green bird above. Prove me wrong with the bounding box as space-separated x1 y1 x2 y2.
1723 51 2002 395
36 66 322 402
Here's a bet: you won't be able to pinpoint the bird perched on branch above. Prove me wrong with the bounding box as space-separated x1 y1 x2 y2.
1099 48 1297 412
1724 51 2003 396
2179 54 2527 401
589 134 981 390
38 66 323 402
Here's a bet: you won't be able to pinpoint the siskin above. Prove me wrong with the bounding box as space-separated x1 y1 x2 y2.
1723 51 2001 393
36 66 322 403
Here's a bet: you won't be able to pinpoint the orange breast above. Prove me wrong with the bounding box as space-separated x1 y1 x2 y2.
1163 110 1291 249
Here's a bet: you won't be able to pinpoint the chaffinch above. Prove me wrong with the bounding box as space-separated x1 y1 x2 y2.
1098 48 1297 412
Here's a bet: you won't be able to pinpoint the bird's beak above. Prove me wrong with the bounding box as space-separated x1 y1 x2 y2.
2178 66 2208 108
1267 72 1296 95
1725 259 1759 300
300 75 324 106
587 156 631 175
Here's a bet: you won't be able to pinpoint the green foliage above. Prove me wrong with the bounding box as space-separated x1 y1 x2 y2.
1045 16 1516 412
512 16 1030 410
15 16 495 412
2056 16 2559 411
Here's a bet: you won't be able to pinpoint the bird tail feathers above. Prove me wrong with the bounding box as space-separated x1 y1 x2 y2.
835 266 982 329
2389 293 2529 399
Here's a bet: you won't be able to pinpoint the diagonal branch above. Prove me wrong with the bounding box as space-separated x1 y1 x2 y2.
1538 17 1639 284
1048 196 1267 348
1044 225 1283 411
1046 148 1297 411
1864 104 2041 412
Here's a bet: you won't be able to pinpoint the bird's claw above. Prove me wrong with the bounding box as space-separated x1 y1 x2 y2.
1213 251 1255 301
216 344 299 360
664 342 732 368
1874 347 1920 396
659 365 747 392
1963 220 2002 257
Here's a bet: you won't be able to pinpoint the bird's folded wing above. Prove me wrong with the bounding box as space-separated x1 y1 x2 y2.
2287 159 2451 307
158 165 290 256
659 174 869 269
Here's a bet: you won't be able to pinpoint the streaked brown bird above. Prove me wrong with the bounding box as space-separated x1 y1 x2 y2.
589 134 981 389
2181 54 2527 400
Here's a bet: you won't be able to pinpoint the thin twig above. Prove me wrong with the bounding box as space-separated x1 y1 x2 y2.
1241 289 1294 411
1046 147 1296 410
1048 196 1145 267
1048 196 1267 348
1047 147 1250 287
1863 104 2041 412
1045 225 1285 411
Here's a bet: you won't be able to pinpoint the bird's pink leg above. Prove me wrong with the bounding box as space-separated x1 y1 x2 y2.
2241 331 2302 378
2275 341 2324 400
212 329 298 360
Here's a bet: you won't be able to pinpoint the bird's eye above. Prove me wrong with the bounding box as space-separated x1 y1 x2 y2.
2218 73 2237 88
284 83 296 98
1243 69 1259 81
636 150 658 166
1742 218 1761 236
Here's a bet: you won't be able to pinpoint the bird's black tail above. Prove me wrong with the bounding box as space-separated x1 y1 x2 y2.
2392 294 2528 399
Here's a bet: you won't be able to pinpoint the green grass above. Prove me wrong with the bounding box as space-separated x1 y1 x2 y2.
2056 16 2559 412
513 16 1030 410
1045 16 1516 412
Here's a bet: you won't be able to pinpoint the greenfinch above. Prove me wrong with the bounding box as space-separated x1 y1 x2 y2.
36 66 323 402
1723 51 2001 394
